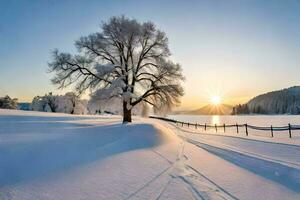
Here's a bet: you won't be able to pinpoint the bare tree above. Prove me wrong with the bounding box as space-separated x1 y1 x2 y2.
48 16 184 122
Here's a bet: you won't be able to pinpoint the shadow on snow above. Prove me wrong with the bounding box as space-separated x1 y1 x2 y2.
0 114 162 186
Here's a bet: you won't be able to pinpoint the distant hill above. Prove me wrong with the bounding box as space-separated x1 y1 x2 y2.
177 104 233 115
233 86 300 114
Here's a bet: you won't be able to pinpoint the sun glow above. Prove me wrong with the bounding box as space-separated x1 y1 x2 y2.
211 95 221 105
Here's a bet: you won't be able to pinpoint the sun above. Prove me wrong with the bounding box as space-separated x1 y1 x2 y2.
211 95 221 105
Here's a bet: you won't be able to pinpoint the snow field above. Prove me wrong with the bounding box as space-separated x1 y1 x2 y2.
1 109 300 199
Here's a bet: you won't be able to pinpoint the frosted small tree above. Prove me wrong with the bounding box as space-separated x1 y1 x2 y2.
44 92 58 112
31 93 58 112
65 92 78 114
49 16 184 122
0 96 18 109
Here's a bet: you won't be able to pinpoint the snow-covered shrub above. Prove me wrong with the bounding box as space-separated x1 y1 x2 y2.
0 95 18 109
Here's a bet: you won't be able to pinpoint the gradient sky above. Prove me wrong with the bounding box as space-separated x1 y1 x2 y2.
1 0 300 109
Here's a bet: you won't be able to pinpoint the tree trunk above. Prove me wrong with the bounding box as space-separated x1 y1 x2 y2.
123 101 132 123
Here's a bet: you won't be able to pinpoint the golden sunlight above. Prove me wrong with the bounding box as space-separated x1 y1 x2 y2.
210 95 221 105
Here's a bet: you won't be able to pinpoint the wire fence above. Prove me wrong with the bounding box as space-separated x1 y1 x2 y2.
149 116 300 138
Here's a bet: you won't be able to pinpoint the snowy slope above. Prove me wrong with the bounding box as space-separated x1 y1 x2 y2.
1 109 300 199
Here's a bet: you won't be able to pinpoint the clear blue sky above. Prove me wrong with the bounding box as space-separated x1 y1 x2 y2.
1 0 300 108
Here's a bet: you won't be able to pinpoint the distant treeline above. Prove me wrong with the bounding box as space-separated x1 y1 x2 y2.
232 104 250 114
232 86 300 115
0 92 148 116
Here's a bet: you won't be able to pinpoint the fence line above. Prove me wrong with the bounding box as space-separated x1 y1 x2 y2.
149 116 300 138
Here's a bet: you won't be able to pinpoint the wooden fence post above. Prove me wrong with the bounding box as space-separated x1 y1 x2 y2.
271 125 274 138
288 123 292 138
151 117 295 140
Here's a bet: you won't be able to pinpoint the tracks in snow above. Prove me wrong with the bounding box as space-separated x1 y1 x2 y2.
173 124 300 169
124 124 238 200
126 118 300 199
165 122 300 194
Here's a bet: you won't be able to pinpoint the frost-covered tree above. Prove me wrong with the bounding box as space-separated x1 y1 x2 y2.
44 92 58 112
0 95 18 109
31 92 88 114
31 96 47 112
48 16 184 122
65 92 79 114
31 93 58 112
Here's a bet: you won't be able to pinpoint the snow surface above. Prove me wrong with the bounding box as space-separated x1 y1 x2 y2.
1 109 300 199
